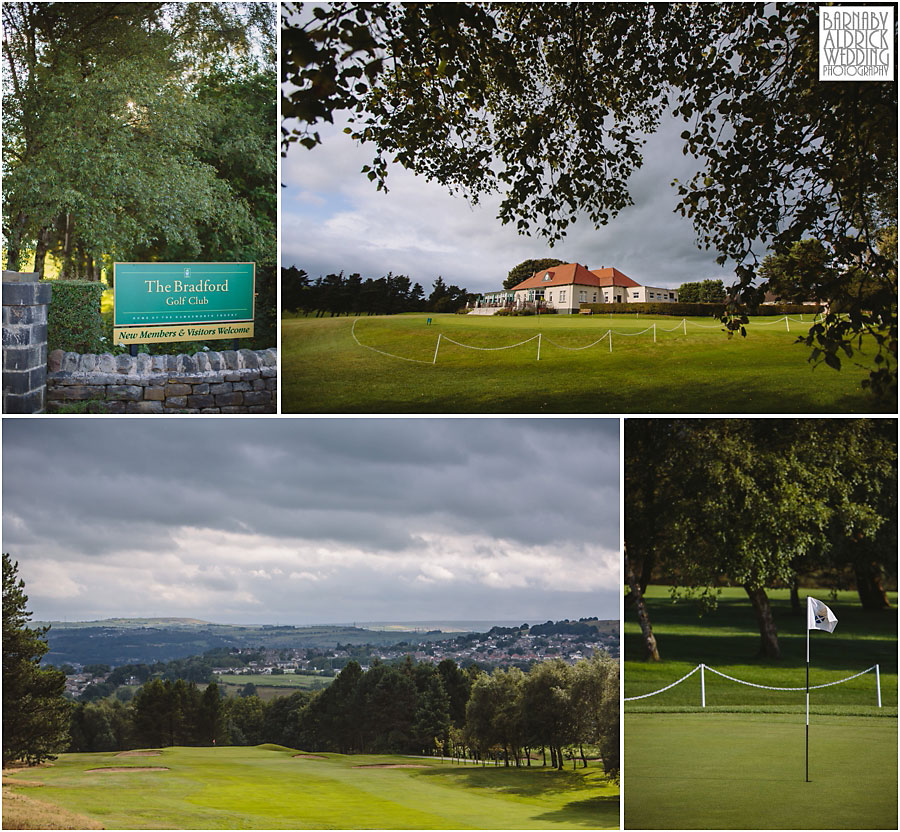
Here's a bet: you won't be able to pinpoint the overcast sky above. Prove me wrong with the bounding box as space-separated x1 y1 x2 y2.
3 419 620 625
282 110 737 295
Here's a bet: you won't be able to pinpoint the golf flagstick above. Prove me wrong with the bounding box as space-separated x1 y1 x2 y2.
806 596 838 782
806 620 809 783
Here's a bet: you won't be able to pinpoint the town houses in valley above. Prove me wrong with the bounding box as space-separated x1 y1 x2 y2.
476 263 678 314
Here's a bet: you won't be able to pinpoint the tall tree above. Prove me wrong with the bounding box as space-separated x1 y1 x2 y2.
2 553 71 765
2 2 275 281
283 2 896 398
504 258 566 290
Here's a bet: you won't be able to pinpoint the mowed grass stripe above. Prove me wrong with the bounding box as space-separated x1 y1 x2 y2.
282 314 885 413
624 712 897 829
3 745 617 829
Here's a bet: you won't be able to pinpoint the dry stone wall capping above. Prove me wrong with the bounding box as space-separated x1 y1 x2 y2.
47 347 277 414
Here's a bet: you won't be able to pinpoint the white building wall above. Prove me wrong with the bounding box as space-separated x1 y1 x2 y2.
630 286 679 303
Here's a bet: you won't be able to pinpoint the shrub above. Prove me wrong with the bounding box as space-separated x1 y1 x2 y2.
44 280 105 353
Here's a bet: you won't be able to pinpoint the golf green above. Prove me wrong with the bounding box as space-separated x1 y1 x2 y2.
2 745 618 829
281 314 887 413
624 712 897 829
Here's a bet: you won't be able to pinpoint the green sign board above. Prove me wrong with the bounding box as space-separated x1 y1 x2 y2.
113 262 255 344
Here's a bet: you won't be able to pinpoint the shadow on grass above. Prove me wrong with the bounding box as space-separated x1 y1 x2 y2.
533 794 619 828
415 764 611 797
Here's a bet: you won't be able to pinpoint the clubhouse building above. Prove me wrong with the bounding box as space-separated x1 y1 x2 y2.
477 263 678 314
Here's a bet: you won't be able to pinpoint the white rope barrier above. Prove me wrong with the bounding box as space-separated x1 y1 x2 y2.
623 665 701 700
704 664 879 691
624 663 882 706
351 318 436 365
543 332 611 351
353 313 819 365
439 334 540 351
611 326 656 336
659 320 687 333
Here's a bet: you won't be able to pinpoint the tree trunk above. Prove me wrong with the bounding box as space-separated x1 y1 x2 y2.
541 745 546 767
33 229 50 279
789 577 802 615
579 743 587 768
744 584 781 658
625 547 660 660
854 561 891 610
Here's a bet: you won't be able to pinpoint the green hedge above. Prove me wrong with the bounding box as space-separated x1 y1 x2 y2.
44 280 106 354
580 301 725 316
578 301 823 317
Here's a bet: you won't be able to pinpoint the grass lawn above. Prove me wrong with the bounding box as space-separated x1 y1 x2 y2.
280 313 890 413
625 711 897 829
623 586 897 828
2 745 617 830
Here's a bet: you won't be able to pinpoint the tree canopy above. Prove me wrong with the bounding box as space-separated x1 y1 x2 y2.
677 279 726 304
503 259 566 291
283 2 896 397
2 2 276 280
625 420 897 659
2 553 71 765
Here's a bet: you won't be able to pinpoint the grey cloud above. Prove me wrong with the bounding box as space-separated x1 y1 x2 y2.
3 419 619 623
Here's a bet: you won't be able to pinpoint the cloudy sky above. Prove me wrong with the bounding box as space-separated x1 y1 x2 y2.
3 418 620 625
282 110 737 295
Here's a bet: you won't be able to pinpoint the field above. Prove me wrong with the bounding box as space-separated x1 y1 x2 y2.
216 673 330 699
280 313 889 413
623 587 897 829
1 745 617 830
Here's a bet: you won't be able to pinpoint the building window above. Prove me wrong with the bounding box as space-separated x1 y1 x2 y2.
560 290 567 303
579 290 587 302
543 272 553 281
547 292 553 302
592 293 597 302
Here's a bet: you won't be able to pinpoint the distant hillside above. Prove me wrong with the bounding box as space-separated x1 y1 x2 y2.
38 619 462 667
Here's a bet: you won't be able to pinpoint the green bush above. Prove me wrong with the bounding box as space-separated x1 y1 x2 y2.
44 280 105 353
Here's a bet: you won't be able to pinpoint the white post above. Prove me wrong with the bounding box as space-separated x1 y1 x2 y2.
653 323 657 344
432 333 442 365
683 318 687 335
537 332 541 361
876 664 882 708
700 663 706 708
608 330 612 353
806 623 810 782
785 315 790 332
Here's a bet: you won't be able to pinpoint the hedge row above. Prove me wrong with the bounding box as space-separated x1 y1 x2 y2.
578 301 823 317
44 279 105 354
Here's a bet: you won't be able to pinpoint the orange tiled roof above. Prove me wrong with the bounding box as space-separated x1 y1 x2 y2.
511 263 606 291
590 267 641 288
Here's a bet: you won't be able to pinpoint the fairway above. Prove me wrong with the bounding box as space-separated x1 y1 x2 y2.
625 712 897 829
281 314 888 413
2 745 617 829
624 587 897 829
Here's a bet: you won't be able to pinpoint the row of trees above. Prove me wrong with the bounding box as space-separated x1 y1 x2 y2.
3 3 276 279
625 419 897 660
66 654 618 778
282 267 473 315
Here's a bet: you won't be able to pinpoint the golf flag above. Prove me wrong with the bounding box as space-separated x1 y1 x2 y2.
807 596 838 633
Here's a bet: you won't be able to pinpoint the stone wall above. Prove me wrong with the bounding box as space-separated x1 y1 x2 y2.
2 275 51 414
47 347 277 414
